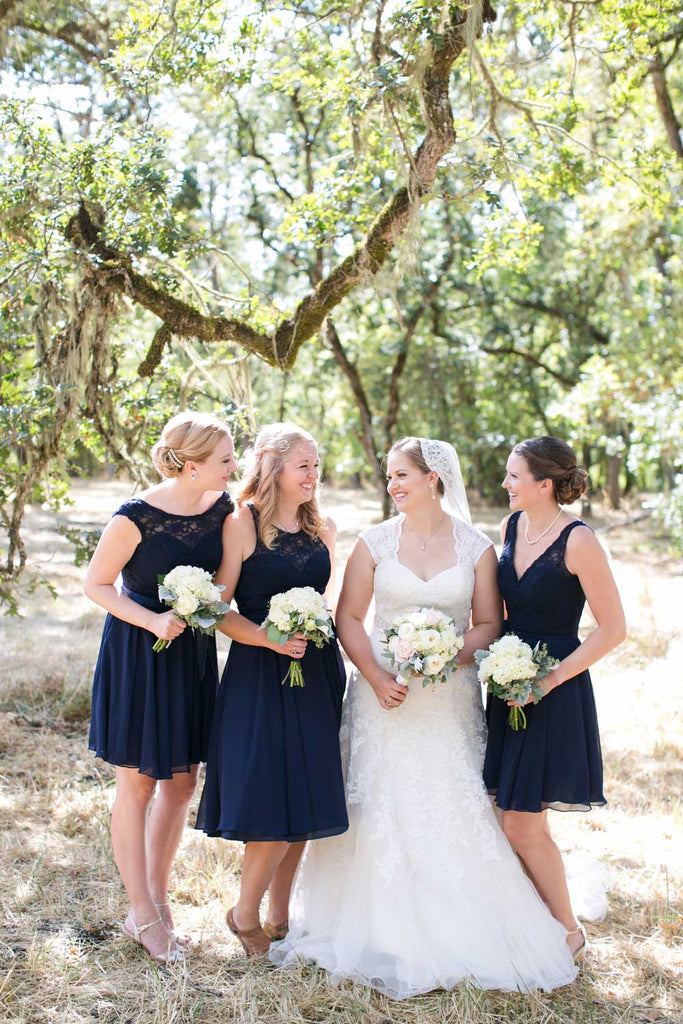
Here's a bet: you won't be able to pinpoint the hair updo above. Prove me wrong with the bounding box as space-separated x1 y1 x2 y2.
513 436 589 505
151 412 232 478
387 437 446 496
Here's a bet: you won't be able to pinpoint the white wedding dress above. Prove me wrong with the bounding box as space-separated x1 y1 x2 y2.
271 514 577 998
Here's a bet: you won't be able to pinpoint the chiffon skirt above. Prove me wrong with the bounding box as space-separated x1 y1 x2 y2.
89 589 217 779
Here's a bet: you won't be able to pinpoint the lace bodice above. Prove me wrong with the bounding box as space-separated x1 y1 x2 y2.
498 512 590 637
233 504 332 624
114 493 233 599
360 514 492 642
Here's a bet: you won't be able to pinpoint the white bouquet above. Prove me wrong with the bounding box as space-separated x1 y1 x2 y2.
474 633 560 730
154 565 230 653
381 607 464 688
262 585 335 687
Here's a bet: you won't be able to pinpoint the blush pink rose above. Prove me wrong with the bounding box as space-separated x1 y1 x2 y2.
396 639 417 661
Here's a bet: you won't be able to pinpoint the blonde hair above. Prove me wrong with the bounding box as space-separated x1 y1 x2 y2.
151 412 232 478
239 422 325 548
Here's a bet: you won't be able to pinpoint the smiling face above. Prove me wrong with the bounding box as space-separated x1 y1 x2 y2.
194 434 238 490
502 451 550 511
386 451 436 513
277 441 320 507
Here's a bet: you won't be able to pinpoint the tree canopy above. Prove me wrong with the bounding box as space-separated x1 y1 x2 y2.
1 0 682 606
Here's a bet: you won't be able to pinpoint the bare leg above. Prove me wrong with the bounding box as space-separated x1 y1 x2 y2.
147 766 199 933
502 809 584 955
111 767 175 959
267 841 305 926
233 841 290 931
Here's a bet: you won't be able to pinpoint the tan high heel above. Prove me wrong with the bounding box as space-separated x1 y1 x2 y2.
122 911 185 965
567 924 587 962
226 907 271 957
263 918 289 941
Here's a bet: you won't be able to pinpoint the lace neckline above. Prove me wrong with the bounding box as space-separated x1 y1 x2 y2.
395 513 460 583
510 514 580 582
135 493 228 519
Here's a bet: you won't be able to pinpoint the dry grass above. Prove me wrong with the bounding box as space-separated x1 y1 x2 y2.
0 481 681 1023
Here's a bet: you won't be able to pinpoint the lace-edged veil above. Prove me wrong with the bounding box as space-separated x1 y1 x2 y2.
419 438 472 525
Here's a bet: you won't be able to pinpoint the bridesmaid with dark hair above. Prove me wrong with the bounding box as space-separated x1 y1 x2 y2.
85 412 237 963
483 436 626 960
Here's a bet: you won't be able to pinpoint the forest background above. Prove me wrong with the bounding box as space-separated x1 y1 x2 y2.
1 0 682 609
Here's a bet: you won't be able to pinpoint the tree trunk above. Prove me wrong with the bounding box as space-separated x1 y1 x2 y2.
606 454 622 510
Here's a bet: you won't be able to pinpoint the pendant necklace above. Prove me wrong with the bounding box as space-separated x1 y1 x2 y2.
524 507 563 545
405 514 447 551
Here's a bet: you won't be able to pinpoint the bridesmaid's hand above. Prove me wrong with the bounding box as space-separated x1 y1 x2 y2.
267 631 308 659
368 668 409 711
508 669 560 707
152 611 187 641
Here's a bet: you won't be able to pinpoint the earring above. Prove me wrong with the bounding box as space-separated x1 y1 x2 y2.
191 472 197 480
431 487 436 500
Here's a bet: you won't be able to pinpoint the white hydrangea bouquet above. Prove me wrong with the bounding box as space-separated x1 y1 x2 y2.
474 634 560 730
262 585 335 687
154 565 230 653
381 607 464 688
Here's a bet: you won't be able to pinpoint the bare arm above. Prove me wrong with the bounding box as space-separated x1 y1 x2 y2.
336 539 408 708
542 527 626 694
457 545 503 665
83 515 185 642
215 508 307 659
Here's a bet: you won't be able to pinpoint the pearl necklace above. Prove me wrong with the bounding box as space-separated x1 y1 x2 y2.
404 514 448 551
524 507 563 545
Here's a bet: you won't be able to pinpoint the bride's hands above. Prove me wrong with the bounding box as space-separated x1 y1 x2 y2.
368 668 409 711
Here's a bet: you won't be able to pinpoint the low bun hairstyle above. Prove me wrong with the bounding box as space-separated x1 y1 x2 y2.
387 437 446 496
513 436 589 505
151 412 232 478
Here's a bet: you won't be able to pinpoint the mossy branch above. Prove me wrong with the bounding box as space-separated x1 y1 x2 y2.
67 2 497 372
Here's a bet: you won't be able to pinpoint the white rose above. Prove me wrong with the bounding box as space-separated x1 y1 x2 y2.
175 593 199 616
423 653 445 676
397 621 417 641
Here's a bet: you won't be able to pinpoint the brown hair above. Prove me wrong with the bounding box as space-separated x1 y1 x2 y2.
151 412 232 478
386 437 445 496
513 436 589 504
238 422 325 548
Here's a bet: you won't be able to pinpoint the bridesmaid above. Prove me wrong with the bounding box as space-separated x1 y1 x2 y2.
196 423 348 957
483 436 626 959
85 412 236 962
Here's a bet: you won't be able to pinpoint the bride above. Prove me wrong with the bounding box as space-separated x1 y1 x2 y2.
270 437 578 998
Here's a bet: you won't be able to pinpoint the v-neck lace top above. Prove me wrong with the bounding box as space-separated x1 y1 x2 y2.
498 511 589 637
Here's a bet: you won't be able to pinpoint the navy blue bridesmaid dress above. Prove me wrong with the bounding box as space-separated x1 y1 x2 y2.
196 505 348 842
89 493 233 779
483 511 606 812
